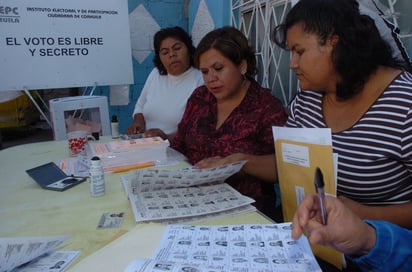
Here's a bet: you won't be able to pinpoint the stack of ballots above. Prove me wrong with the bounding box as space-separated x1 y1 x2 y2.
124 160 256 224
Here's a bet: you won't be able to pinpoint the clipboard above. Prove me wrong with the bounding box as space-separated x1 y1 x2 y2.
26 162 87 191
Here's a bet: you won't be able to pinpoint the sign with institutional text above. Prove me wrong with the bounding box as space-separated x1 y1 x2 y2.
0 0 134 91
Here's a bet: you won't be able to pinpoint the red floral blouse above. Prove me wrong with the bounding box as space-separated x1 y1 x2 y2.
171 80 287 215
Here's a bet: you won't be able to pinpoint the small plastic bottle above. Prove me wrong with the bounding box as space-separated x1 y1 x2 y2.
89 156 105 197
111 115 120 138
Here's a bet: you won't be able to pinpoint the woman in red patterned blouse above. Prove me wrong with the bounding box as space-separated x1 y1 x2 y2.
171 27 287 220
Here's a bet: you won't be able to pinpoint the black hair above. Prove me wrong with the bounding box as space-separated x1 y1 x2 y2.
194 26 257 78
153 26 195 75
273 0 408 100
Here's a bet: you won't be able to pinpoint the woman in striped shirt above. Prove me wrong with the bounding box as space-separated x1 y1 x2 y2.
274 0 412 228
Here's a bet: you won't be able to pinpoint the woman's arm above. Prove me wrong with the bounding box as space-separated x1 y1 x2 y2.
127 69 158 134
236 153 277 182
339 195 412 229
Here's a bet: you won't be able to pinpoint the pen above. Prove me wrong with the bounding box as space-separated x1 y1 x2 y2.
314 167 328 225
109 161 156 173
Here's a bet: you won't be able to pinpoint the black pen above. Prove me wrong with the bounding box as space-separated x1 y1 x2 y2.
314 167 327 225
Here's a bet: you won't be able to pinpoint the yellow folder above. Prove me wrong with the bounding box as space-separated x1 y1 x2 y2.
273 128 344 269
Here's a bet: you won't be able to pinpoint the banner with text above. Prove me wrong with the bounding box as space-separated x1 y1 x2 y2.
0 0 134 91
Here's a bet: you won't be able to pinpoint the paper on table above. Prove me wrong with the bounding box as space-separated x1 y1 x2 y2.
58 157 90 177
107 137 168 151
128 160 247 193
121 175 256 225
12 251 79 272
125 161 256 223
68 213 276 272
0 235 70 272
124 223 322 272
129 183 255 223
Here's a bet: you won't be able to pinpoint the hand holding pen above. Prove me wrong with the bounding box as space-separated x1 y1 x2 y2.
291 194 377 256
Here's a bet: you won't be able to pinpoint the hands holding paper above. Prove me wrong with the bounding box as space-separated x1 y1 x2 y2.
193 155 230 168
193 153 277 182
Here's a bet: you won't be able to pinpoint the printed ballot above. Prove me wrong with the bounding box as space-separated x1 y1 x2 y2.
124 223 322 272
0 235 78 272
124 161 256 224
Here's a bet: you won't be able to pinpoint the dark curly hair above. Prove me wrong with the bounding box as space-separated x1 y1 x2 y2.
273 0 409 100
153 26 196 75
194 26 257 78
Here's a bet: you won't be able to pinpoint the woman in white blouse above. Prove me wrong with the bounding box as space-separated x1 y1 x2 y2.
126 26 203 141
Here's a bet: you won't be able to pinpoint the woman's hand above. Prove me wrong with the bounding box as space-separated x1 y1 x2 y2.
193 156 225 169
126 113 145 134
193 153 246 169
292 194 376 256
144 128 168 141
126 122 144 135
194 153 277 182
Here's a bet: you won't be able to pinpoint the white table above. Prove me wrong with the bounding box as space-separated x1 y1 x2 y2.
0 139 273 271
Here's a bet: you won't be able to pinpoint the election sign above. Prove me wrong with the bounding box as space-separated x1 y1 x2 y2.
0 0 134 91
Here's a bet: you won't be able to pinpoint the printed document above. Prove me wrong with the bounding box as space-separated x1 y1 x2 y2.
0 235 77 272
125 161 256 223
124 223 322 272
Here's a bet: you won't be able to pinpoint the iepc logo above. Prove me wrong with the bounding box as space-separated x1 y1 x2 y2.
0 6 19 16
